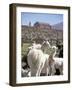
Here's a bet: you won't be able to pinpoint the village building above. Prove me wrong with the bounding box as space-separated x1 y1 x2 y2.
34 22 51 29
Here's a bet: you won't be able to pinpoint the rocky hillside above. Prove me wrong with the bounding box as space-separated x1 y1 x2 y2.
21 25 63 45
52 22 63 30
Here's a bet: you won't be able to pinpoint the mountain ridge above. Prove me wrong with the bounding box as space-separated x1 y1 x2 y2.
52 22 63 30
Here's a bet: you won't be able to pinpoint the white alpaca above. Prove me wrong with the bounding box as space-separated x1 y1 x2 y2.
43 44 63 75
54 57 63 75
27 48 50 76
48 56 63 75
48 46 63 75
27 41 51 76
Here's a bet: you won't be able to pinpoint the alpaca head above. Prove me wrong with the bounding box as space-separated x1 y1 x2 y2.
41 40 51 54
42 40 51 48
51 46 58 57
52 46 58 51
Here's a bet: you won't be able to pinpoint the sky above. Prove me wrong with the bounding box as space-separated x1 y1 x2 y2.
21 12 63 26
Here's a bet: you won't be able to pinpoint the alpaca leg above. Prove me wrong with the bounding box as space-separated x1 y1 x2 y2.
59 66 63 75
36 63 43 76
51 64 56 75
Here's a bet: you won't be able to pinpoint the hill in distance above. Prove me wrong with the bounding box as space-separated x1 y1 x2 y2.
52 22 63 30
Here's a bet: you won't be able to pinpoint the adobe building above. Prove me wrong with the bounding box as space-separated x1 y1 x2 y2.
34 22 51 29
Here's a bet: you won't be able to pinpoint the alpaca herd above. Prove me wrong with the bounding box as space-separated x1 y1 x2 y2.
22 41 63 77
